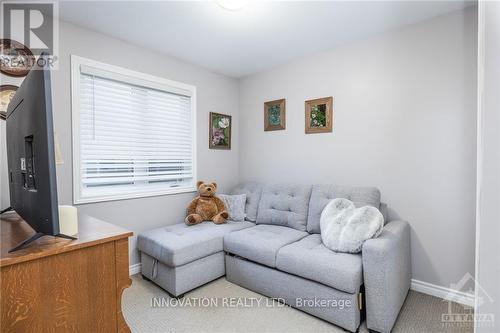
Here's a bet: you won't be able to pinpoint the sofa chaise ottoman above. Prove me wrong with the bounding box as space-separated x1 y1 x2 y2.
137 182 262 297
137 221 255 297
137 183 411 333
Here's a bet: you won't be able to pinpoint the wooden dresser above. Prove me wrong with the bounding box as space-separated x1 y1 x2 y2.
0 212 133 333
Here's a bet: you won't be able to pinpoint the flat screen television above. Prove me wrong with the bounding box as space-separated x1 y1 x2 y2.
4 55 72 252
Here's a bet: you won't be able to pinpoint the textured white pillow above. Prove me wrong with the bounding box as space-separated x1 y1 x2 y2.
320 198 384 253
218 194 247 222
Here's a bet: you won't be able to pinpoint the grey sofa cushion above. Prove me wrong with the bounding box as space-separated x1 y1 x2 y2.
230 182 263 222
276 234 363 294
307 185 381 234
256 184 313 231
137 221 255 267
224 224 308 267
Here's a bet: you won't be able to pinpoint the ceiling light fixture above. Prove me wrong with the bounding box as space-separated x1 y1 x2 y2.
216 0 248 11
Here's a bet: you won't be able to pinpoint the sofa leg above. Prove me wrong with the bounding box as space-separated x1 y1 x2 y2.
141 274 185 298
368 330 380 333
167 291 184 299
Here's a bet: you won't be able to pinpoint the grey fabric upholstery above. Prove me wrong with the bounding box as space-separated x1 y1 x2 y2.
224 224 308 267
138 181 410 332
379 202 389 224
137 221 254 267
307 184 381 233
226 255 360 332
276 234 363 293
230 182 263 222
256 184 312 231
363 220 411 333
141 252 225 296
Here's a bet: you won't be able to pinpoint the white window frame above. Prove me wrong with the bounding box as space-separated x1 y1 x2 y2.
71 55 197 204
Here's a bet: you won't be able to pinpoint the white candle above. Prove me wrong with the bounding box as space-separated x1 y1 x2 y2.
58 205 78 236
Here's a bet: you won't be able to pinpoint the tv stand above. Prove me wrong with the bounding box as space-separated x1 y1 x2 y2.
8 232 77 253
1 213 133 332
0 206 12 214
8 232 45 253
55 233 78 240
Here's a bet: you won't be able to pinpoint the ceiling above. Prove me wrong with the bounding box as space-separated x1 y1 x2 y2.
58 1 475 78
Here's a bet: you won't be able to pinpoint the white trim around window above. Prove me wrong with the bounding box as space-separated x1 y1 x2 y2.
71 55 197 204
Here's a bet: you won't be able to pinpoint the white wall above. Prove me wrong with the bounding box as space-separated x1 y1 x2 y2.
475 2 500 332
238 8 477 288
0 20 241 265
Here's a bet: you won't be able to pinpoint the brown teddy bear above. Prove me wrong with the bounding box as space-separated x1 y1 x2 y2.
185 181 229 225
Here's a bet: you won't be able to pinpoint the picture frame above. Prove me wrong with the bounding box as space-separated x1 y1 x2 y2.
264 98 286 131
305 96 333 134
209 112 232 150
0 39 35 77
0 85 19 120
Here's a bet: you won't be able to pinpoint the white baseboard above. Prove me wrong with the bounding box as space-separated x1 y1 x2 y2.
128 262 474 307
411 279 475 307
129 263 142 276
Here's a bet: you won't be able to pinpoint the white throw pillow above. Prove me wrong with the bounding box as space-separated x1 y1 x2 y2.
320 198 384 253
218 194 247 222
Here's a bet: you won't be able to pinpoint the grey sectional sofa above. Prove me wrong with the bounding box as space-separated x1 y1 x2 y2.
138 183 411 333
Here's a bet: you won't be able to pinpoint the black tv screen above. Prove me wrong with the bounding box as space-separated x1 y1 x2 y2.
6 58 60 237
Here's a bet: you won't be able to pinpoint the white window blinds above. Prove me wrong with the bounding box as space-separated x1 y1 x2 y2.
73 58 196 203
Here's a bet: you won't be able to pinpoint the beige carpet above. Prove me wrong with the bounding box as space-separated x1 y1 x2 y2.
122 275 473 333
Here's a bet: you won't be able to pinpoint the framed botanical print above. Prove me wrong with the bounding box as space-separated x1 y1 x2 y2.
209 112 231 150
264 98 286 131
305 96 333 134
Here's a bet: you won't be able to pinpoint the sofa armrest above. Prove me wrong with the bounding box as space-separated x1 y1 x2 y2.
362 220 411 333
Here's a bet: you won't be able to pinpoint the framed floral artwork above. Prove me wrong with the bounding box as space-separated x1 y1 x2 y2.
209 112 231 149
305 96 333 134
264 98 286 131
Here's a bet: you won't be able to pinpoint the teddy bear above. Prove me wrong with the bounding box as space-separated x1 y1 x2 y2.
185 181 229 225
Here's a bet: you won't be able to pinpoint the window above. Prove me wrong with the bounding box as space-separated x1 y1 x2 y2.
71 56 196 204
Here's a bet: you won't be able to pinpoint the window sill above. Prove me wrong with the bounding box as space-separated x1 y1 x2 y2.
73 186 197 205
